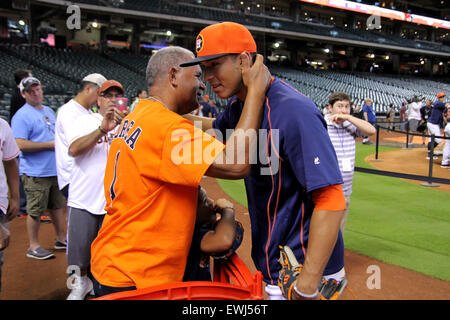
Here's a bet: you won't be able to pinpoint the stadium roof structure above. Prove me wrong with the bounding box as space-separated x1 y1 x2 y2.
33 0 450 57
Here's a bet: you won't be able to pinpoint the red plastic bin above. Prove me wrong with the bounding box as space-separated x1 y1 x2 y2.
95 253 263 300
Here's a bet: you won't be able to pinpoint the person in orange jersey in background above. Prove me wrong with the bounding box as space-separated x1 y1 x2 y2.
90 46 271 297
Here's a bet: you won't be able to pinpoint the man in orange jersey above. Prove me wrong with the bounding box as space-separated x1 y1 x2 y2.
90 46 271 297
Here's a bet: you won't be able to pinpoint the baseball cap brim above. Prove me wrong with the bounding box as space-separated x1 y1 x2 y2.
99 80 124 94
180 53 229 67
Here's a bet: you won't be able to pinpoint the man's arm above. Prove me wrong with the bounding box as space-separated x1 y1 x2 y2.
3 159 19 221
68 128 106 157
201 199 236 254
294 208 344 297
294 185 345 299
328 114 376 136
363 111 368 122
15 139 54 152
69 104 120 157
183 114 215 131
0 223 10 251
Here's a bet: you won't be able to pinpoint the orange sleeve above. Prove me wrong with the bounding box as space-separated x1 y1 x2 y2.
311 184 345 211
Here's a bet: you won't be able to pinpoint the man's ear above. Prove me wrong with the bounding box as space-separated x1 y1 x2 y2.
168 67 179 87
238 51 252 68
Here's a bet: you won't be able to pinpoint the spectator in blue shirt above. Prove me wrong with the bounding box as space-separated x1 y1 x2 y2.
11 77 67 261
362 98 376 144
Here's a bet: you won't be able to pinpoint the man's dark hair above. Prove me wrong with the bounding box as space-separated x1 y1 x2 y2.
136 89 145 96
14 69 32 85
78 81 98 93
329 92 351 106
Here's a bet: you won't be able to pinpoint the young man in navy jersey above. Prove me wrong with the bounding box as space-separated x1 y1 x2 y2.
182 22 347 300
427 92 447 159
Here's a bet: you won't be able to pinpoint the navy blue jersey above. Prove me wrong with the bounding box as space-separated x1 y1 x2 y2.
210 106 219 118
200 101 212 117
183 223 212 282
213 77 344 284
428 101 446 125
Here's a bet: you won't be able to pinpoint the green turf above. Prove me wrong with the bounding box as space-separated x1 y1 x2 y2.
216 143 450 281
216 179 247 208
353 143 398 169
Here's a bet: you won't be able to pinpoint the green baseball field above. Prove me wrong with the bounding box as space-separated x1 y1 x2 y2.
217 144 450 281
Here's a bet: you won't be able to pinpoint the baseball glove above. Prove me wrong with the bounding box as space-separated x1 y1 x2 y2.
318 277 348 300
277 245 304 300
278 245 348 300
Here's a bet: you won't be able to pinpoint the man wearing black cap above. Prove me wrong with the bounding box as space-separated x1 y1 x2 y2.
11 77 67 260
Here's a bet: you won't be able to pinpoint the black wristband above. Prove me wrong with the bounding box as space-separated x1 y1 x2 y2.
98 126 108 135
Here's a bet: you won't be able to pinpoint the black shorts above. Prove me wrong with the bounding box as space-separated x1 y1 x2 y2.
91 275 136 298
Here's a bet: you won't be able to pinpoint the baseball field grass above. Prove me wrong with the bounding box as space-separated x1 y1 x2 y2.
217 143 450 281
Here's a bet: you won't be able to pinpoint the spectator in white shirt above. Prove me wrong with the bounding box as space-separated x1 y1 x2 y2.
0 119 20 293
55 73 107 198
407 96 422 145
65 80 128 300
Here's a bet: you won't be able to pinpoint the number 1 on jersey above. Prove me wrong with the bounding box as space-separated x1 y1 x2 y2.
110 150 120 202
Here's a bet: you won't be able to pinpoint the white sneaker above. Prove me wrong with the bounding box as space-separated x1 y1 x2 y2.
67 275 94 300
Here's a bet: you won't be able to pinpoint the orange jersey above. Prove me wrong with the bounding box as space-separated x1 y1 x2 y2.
90 99 224 288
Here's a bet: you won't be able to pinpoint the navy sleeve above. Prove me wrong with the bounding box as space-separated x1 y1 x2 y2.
279 98 343 193
200 102 211 116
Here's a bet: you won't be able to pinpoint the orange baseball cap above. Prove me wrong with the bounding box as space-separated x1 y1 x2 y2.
99 80 124 94
437 92 446 98
180 22 257 67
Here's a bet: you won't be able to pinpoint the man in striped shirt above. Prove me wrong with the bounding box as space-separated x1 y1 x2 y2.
325 92 376 232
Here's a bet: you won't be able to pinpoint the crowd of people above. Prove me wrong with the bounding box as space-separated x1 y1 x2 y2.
340 92 449 167
0 21 447 302
389 94 449 166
